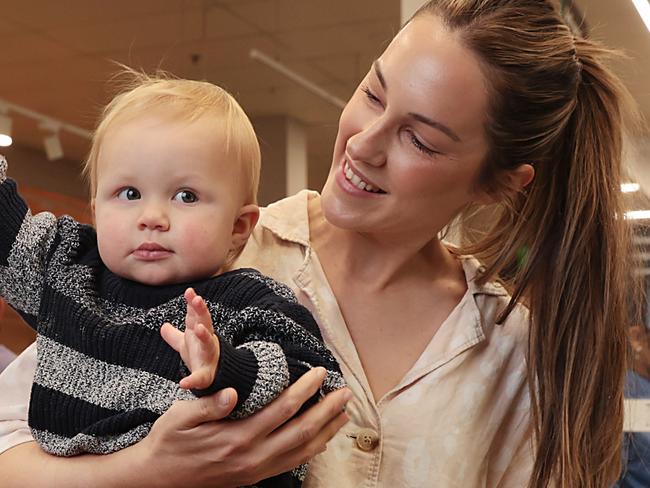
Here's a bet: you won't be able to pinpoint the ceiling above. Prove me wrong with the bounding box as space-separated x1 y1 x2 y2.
0 0 648 194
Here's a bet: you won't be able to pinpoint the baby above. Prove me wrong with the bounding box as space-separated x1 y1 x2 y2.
0 72 343 487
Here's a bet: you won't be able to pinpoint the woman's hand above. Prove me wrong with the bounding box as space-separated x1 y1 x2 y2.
134 366 351 488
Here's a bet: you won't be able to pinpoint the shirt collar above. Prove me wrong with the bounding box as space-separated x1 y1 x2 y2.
458 255 510 298
258 189 314 247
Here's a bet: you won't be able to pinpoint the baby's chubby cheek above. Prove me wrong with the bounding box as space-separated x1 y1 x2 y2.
179 223 208 248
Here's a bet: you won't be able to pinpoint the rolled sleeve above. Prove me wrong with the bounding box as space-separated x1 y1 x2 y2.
0 342 36 454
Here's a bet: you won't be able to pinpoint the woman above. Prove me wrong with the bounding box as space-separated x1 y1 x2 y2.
0 1 638 486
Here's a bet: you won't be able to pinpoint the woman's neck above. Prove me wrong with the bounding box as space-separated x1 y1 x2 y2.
307 195 462 291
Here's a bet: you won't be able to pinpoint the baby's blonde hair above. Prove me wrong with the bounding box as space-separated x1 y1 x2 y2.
84 68 260 205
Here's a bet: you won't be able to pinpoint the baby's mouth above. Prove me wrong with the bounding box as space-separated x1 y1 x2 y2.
136 242 170 252
132 242 173 260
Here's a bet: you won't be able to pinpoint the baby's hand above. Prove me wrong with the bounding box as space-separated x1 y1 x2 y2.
161 288 220 390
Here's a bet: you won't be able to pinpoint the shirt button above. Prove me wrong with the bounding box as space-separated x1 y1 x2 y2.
353 428 379 452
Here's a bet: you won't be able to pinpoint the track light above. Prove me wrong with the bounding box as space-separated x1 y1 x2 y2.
38 121 63 161
43 133 64 161
0 97 91 160
0 112 12 147
40 122 64 161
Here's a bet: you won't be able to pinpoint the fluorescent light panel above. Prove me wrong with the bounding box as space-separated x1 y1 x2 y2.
626 210 650 220
622 182 641 193
632 0 650 32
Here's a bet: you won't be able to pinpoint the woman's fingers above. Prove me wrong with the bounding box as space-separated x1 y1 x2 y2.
267 410 349 475
236 390 351 481
246 367 327 438
141 373 350 487
165 388 238 427
264 386 351 457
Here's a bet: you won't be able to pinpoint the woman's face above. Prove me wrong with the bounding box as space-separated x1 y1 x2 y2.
321 14 491 239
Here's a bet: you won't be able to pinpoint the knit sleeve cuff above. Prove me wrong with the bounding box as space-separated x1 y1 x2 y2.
191 337 291 419
190 336 258 409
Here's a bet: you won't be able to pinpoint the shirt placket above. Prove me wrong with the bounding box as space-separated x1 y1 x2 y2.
292 247 384 488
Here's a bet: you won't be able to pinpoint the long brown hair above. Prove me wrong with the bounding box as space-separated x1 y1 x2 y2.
412 1 641 486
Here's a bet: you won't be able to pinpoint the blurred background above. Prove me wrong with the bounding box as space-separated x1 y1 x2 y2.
0 0 648 355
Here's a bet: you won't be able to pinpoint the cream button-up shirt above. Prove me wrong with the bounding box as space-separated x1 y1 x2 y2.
0 190 533 487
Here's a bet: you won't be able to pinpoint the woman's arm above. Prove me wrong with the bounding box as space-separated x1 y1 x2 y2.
0 366 350 488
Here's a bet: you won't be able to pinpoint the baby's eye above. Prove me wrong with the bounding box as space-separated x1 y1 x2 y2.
117 187 141 200
173 190 198 203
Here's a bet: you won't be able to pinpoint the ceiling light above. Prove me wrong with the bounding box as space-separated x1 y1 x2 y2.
622 182 641 193
631 0 650 32
0 97 92 159
43 132 63 161
625 210 650 220
0 113 12 147
39 121 64 161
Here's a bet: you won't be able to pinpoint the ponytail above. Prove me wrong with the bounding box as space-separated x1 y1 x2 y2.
519 40 634 487
412 1 643 485
471 39 638 488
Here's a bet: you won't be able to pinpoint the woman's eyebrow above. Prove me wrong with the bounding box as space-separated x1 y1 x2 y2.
409 112 461 142
372 60 387 89
372 60 462 144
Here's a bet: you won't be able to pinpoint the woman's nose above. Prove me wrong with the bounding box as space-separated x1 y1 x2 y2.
137 204 170 231
345 119 387 168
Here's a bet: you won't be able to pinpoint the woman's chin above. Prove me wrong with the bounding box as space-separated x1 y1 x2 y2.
320 187 370 232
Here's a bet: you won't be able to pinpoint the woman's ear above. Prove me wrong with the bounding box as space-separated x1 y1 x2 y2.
230 204 260 249
475 163 535 205
509 163 535 191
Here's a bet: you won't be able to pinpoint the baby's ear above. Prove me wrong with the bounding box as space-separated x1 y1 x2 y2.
231 204 260 249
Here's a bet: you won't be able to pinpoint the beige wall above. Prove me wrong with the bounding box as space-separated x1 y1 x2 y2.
254 116 291 206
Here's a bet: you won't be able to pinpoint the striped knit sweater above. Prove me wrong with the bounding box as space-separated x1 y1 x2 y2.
0 157 344 486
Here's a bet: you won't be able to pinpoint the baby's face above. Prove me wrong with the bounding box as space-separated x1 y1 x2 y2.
93 112 247 286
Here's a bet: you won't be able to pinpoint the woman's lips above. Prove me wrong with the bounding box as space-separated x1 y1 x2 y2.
337 159 386 196
342 160 385 193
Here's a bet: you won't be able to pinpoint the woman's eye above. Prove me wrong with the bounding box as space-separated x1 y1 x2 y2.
361 85 383 106
174 190 198 203
409 133 438 157
116 187 141 200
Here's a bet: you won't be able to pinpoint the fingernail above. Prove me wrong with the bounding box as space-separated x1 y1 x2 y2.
219 390 232 406
343 390 353 402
